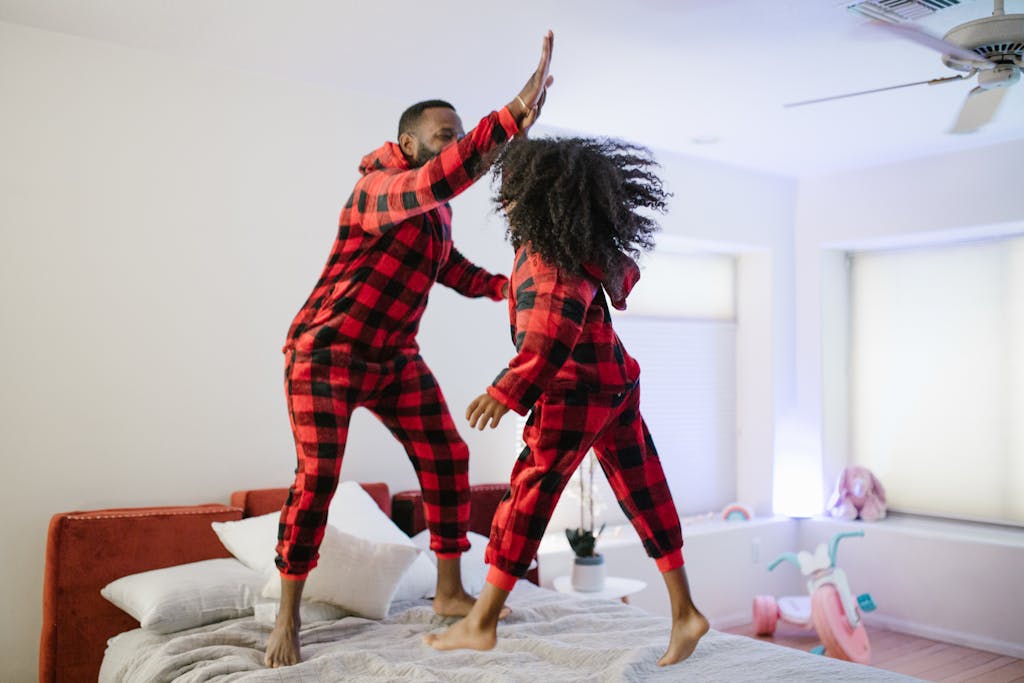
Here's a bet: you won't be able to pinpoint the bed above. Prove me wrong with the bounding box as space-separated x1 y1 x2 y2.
41 483 924 682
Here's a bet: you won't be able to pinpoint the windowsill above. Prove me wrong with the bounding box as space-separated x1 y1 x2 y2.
539 514 1024 555
537 515 793 554
801 513 1024 548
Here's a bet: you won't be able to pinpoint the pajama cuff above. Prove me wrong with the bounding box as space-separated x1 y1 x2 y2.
486 564 519 592
486 382 532 417
655 550 684 573
279 570 310 582
435 551 461 560
497 105 521 138
488 275 510 301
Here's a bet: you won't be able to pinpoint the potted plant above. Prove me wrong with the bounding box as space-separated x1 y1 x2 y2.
566 452 606 591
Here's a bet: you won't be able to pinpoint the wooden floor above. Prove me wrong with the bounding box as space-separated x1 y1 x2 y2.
722 621 1024 682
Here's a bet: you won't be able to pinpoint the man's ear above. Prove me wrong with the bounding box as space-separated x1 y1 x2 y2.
398 131 417 160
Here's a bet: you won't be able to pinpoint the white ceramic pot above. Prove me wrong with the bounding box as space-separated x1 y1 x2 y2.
571 553 606 592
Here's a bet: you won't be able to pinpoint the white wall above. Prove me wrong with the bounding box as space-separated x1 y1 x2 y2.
0 23 794 681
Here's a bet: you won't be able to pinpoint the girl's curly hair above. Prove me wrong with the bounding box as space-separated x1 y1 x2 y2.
492 137 669 275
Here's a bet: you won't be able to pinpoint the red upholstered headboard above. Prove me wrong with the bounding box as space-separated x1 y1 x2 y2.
40 504 242 683
227 483 506 537
392 483 510 537
391 484 537 585
229 483 391 519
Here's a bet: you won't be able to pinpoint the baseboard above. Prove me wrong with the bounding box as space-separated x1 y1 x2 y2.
864 612 1024 659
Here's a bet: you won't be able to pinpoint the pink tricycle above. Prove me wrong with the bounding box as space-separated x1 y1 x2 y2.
752 530 876 664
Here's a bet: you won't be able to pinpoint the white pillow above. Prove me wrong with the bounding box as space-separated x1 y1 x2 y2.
326 481 436 601
412 529 490 597
211 512 279 576
101 558 265 634
211 482 437 600
261 526 419 619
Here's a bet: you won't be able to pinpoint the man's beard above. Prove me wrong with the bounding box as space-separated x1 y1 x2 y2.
412 145 439 167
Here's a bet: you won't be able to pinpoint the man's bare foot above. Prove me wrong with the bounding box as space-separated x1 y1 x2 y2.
264 621 301 668
657 611 710 666
432 590 476 617
423 615 497 651
432 591 510 619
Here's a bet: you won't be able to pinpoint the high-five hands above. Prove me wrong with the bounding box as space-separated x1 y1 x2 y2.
512 30 554 134
466 392 511 430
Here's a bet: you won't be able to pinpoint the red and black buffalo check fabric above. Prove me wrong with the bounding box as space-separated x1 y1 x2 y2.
277 348 470 578
485 246 684 584
284 107 516 359
275 108 518 578
487 246 642 415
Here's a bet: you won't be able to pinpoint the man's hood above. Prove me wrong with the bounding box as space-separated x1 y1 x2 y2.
582 251 641 311
358 141 409 176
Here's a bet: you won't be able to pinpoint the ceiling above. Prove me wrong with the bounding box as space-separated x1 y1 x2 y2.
1 0 1022 177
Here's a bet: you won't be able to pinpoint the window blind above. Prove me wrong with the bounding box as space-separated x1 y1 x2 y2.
850 236 1024 525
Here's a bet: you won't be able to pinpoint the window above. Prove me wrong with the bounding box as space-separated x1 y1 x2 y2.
849 235 1024 525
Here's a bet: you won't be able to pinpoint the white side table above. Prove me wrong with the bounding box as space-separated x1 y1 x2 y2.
552 575 647 604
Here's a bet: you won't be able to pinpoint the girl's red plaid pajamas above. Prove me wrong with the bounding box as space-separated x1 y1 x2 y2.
483 247 685 589
276 107 518 579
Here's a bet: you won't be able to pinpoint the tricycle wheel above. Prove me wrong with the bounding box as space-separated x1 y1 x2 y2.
752 595 780 635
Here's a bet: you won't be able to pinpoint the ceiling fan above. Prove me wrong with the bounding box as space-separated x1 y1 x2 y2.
786 0 1024 133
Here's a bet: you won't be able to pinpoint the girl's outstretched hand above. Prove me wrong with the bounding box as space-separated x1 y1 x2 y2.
466 392 511 430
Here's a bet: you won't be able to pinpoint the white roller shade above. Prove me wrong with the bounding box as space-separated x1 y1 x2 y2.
624 251 736 319
850 236 1024 525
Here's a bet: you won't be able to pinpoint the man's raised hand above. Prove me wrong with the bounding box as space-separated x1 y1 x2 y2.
511 30 554 127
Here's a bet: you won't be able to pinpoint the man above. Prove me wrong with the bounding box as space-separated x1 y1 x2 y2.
265 31 554 668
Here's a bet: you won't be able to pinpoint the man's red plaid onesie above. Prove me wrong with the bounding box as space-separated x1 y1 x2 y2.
483 246 685 590
276 107 518 579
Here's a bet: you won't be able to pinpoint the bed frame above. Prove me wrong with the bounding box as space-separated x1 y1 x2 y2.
40 482 516 683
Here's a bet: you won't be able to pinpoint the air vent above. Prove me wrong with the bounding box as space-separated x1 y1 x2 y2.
847 0 967 22
975 41 1024 57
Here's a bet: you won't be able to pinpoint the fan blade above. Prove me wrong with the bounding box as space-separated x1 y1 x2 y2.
784 75 965 108
950 85 1009 133
871 20 990 67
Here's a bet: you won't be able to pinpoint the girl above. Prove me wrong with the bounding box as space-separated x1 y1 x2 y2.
425 137 708 666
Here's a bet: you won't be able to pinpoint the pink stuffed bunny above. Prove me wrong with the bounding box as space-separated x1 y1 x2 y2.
827 466 887 521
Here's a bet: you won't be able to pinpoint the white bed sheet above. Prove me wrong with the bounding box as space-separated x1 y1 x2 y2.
100 582 924 682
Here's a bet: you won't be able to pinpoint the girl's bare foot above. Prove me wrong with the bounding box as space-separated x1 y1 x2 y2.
657 610 709 666
425 580 509 651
